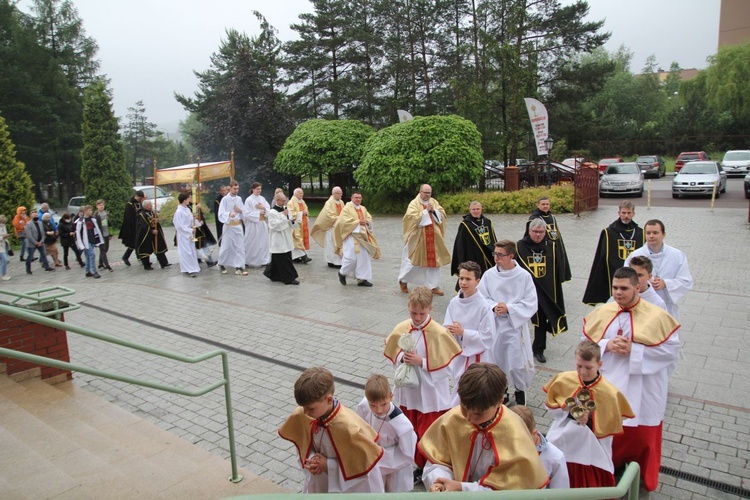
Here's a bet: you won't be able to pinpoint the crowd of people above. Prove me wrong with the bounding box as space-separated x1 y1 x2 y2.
1 183 695 495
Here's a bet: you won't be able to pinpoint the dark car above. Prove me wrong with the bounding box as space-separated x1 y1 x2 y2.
636 155 667 178
674 151 709 173
745 172 750 199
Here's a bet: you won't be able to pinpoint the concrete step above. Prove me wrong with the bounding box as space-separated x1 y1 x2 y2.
0 374 288 498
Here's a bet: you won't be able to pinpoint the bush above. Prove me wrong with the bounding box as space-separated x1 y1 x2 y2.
440 186 574 215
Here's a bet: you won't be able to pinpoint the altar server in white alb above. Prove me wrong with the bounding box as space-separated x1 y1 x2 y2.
624 219 692 320
583 266 680 493
172 192 201 277
443 260 494 406
334 192 379 287
311 186 344 269
217 181 247 275
477 239 537 407
356 374 417 493
243 182 270 268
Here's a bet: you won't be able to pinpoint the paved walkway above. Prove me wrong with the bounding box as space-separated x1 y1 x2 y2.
1 203 749 498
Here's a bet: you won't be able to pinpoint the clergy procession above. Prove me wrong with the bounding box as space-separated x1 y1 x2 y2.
7 181 699 496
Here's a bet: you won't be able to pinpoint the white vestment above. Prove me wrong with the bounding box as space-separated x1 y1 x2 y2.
391 317 453 414
267 207 295 254
443 291 495 406
591 311 680 427
546 407 614 473
217 193 246 268
303 421 384 493
625 244 692 320
173 204 200 274
398 207 442 289
537 433 570 489
339 205 373 281
477 264 537 391
422 441 494 492
355 399 417 493
243 194 270 267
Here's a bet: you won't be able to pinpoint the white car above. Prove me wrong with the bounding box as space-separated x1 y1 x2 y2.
721 150 750 177
599 162 644 197
133 185 173 213
672 161 727 198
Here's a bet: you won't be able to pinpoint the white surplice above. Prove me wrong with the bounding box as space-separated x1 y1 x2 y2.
625 244 692 320
243 194 271 267
477 263 537 391
443 291 495 405
546 407 615 473
217 193 245 268
355 399 417 493
172 204 200 274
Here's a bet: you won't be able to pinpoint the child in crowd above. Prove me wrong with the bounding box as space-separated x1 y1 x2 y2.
278 367 384 493
543 340 634 488
0 214 10 280
356 374 417 492
420 363 549 492
510 405 569 489
443 261 494 406
384 286 462 481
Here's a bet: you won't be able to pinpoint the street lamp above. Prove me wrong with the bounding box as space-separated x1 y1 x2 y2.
544 136 554 187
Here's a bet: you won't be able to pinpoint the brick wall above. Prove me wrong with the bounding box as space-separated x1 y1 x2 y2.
0 313 72 381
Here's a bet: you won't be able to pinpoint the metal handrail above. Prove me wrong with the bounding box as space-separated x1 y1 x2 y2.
0 303 243 483
227 462 640 499
0 286 80 317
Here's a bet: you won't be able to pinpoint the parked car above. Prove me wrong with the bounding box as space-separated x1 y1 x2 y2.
635 155 667 178
67 196 85 215
721 150 750 177
672 161 727 198
674 151 709 173
597 157 623 172
599 162 644 197
744 171 750 199
134 185 173 212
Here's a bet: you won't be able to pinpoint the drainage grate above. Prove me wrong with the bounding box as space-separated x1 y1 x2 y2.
661 465 750 498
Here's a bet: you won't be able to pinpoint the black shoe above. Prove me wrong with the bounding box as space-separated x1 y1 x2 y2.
327 263 339 268
45 268 54 272
534 352 547 364
413 467 423 486
65 265 71 270
143 266 154 271
122 258 131 266
79 262 85 268
302 256 312 263
338 272 346 286
357 280 373 287
286 279 300 285
98 264 104 269
93 273 101 279
107 267 113 272
207 261 218 268
514 390 526 406
161 263 172 269
26 270 32 275
85 272 93 277
293 257 303 263
31 257 38 262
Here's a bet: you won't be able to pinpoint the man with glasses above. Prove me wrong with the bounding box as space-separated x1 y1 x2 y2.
398 184 450 296
525 196 571 283
477 240 537 406
516 218 568 364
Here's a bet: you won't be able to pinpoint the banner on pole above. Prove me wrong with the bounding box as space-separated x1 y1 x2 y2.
524 98 550 155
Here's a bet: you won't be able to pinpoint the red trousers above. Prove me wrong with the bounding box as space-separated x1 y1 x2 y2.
612 423 663 491
400 406 445 469
567 462 615 489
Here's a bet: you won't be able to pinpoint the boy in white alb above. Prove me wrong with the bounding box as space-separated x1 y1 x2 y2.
356 374 417 492
510 405 569 489
443 261 494 406
384 286 462 477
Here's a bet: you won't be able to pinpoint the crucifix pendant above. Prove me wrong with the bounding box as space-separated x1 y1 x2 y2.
617 329 623 336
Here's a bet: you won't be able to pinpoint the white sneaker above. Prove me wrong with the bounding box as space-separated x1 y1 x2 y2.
234 269 242 275
1 275 10 281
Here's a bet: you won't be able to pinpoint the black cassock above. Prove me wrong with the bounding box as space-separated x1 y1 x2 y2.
582 219 645 305
451 213 497 277
515 236 568 339
524 208 571 282
135 208 168 259
119 196 141 249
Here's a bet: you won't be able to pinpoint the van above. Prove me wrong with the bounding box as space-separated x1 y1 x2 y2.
721 150 750 177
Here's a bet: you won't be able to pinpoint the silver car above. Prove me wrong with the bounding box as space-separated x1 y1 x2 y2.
672 161 727 198
599 162 643 197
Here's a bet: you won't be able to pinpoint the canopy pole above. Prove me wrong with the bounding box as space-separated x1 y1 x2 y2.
153 160 158 254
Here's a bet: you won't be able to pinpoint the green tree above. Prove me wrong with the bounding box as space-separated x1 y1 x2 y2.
274 119 374 177
80 80 131 230
0 115 35 224
123 100 162 184
704 41 750 140
355 115 483 195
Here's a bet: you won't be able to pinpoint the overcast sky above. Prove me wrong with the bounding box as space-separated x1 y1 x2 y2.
19 0 721 134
